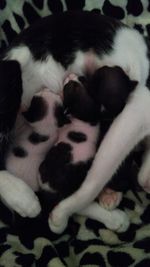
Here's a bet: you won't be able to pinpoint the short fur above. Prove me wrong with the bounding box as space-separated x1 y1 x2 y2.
0 11 149 233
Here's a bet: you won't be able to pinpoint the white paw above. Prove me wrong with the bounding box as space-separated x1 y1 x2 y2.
0 172 41 217
105 209 130 233
98 188 122 210
48 205 69 234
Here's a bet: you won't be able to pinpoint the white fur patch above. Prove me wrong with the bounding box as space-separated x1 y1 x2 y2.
6 46 31 67
0 171 41 217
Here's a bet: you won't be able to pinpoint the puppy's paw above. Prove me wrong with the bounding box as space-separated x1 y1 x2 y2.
105 209 130 233
98 188 122 210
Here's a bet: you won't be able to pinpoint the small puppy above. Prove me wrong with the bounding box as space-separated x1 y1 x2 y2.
39 75 100 201
88 66 138 210
6 89 63 191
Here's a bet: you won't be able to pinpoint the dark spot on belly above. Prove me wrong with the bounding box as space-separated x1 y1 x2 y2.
68 131 87 143
28 132 49 144
13 146 28 157
22 96 48 123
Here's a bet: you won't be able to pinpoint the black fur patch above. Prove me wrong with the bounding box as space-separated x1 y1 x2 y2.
0 60 22 133
0 60 22 168
88 66 137 115
68 131 87 143
23 96 48 123
54 103 70 127
13 11 121 68
28 132 49 144
63 80 99 125
39 142 72 184
13 146 28 157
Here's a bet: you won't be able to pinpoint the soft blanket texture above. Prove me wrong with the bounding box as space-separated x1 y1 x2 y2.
0 1 150 266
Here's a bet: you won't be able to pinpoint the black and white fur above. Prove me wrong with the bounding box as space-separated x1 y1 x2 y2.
0 11 149 233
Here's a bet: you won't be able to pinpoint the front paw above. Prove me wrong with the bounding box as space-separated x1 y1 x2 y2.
48 205 69 234
105 209 130 233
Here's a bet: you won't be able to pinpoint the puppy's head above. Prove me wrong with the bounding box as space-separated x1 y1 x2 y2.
88 66 138 115
63 78 99 124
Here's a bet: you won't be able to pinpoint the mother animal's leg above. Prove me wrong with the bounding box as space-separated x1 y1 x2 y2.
48 85 150 233
0 171 41 217
49 201 129 234
0 60 41 217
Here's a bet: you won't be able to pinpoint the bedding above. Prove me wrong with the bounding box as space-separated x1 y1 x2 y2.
0 1 150 266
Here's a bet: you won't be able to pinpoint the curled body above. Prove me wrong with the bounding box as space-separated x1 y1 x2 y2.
0 11 149 232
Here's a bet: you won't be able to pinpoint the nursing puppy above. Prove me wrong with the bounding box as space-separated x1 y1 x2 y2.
87 66 138 209
6 89 63 192
0 11 150 233
39 75 100 199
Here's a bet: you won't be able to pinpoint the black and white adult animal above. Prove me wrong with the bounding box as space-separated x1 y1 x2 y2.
0 11 150 233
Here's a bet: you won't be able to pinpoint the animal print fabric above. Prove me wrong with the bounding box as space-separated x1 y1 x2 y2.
0 0 150 266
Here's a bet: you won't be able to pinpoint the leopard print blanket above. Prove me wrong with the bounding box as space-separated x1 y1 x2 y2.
0 1 150 266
